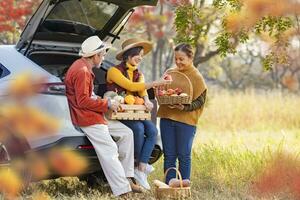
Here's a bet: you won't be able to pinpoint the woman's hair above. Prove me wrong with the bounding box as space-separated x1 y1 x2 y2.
122 46 143 61
174 43 194 59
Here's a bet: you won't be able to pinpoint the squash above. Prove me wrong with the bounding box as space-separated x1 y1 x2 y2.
103 91 118 99
113 95 124 104
134 97 144 105
124 95 135 105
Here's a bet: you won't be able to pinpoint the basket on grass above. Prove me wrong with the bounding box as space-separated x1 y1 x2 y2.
155 70 193 105
154 167 191 200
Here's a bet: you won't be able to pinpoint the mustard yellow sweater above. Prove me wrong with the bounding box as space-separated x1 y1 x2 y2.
106 62 148 97
157 65 207 126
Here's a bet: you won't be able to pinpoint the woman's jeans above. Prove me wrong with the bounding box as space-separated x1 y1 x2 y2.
121 120 157 164
160 118 196 184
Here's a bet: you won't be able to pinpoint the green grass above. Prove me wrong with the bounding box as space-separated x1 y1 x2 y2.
19 91 300 199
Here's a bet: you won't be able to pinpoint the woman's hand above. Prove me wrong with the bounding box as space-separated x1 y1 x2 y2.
153 78 172 87
143 96 153 111
145 78 172 89
168 104 184 111
144 100 154 111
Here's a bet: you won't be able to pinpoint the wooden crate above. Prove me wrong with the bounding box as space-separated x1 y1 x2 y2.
108 104 151 120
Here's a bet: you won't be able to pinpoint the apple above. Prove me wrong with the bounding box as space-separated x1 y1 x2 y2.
167 89 175 95
158 90 164 96
174 88 183 95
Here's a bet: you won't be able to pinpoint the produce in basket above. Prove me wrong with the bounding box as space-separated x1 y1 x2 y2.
157 87 187 97
113 95 124 104
124 95 135 105
134 96 144 105
103 91 118 99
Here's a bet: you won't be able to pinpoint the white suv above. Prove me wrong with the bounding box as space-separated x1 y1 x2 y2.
0 0 162 185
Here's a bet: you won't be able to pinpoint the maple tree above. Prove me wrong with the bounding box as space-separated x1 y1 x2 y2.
0 0 40 44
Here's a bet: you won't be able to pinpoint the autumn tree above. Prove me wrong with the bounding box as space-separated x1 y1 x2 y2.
127 0 180 80
173 0 300 91
174 0 222 68
0 0 40 44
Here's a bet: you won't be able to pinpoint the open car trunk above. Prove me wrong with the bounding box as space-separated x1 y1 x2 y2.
21 0 158 89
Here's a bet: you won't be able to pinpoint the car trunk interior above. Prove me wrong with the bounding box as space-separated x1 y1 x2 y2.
28 51 112 96
28 51 80 81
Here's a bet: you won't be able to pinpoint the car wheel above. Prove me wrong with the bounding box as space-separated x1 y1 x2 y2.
149 144 163 165
0 143 11 167
79 171 107 188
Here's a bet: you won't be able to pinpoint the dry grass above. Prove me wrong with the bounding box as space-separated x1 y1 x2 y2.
8 90 300 199
199 90 300 133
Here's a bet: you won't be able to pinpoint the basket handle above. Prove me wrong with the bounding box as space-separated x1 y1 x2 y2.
169 71 193 102
164 167 183 188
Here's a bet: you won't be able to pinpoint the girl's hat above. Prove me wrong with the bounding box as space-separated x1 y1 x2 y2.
116 38 152 61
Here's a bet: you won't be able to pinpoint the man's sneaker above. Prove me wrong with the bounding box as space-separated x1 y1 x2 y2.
134 168 151 190
119 191 132 199
127 178 143 193
145 164 155 175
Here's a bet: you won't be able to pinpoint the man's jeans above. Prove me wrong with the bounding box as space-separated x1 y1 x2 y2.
121 120 157 164
160 118 196 184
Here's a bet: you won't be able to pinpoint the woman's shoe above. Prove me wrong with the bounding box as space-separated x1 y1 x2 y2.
145 164 155 175
134 168 151 190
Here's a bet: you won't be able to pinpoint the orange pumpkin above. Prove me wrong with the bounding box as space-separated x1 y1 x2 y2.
134 97 144 105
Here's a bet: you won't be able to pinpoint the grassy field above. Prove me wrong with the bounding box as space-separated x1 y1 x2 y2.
23 90 300 199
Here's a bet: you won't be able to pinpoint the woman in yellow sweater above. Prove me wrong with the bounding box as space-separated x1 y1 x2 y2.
106 38 170 190
157 43 207 186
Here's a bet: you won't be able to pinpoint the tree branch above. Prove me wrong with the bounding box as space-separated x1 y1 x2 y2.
194 49 220 66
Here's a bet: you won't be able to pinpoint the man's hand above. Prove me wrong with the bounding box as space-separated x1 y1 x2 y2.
168 104 184 110
109 99 120 113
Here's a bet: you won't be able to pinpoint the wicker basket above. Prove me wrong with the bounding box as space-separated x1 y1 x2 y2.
155 167 191 200
155 70 193 105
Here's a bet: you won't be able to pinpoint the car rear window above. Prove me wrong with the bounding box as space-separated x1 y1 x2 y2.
0 63 10 79
45 0 119 34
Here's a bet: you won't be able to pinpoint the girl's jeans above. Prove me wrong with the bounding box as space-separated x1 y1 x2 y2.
121 120 157 164
160 118 196 184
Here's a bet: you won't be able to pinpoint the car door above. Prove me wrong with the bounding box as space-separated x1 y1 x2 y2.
16 0 158 54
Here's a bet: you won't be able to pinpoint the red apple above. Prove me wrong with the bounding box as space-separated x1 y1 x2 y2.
174 88 183 95
167 88 175 95
158 90 164 96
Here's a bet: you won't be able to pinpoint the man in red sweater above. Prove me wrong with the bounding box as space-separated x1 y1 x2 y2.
65 36 139 196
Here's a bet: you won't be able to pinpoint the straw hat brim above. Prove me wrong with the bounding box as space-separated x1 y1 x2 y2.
116 41 152 61
79 43 111 58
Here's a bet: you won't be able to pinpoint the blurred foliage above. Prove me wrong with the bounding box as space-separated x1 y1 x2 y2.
0 73 87 199
211 0 296 70
0 0 41 44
